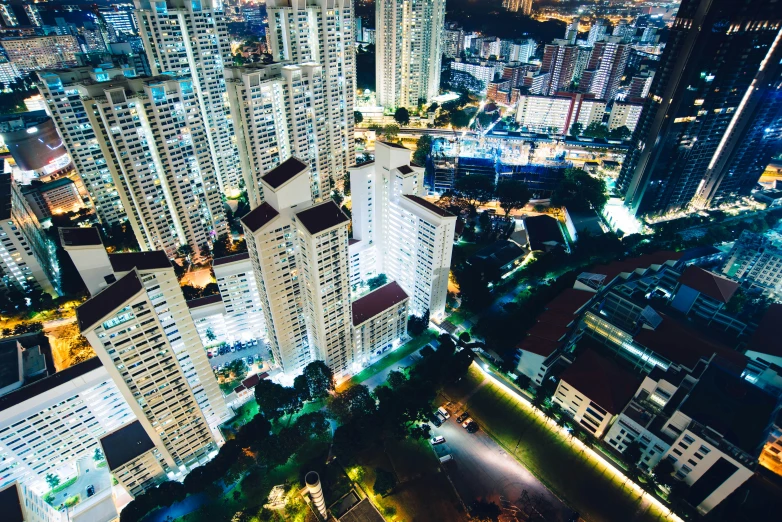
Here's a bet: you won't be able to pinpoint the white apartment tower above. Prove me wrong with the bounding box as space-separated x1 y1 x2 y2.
212 252 267 341
134 0 242 193
376 0 445 109
241 157 354 376
348 141 456 320
265 0 356 189
225 63 334 206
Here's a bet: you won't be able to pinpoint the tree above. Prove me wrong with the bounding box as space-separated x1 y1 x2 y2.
373 468 397 496
458 331 471 344
551 168 608 212
653 459 676 487
328 384 376 424
387 370 407 389
496 180 531 217
470 500 501 521
354 110 363 124
254 380 301 421
569 122 583 137
302 360 335 399
583 121 608 139
608 125 631 141
93 448 104 461
176 244 194 259
622 440 643 469
294 411 330 440
205 328 217 342
382 124 400 140
393 107 410 126
407 309 429 336
413 134 433 166
45 473 60 489
454 175 496 211
367 273 388 290
450 109 472 129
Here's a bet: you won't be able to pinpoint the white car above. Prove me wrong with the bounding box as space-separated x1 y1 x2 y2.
437 406 450 419
430 436 445 445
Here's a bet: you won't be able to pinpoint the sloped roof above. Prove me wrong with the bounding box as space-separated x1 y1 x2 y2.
296 200 350 234
524 215 563 251
261 157 308 189
591 251 682 284
77 270 144 332
545 288 594 316
678 266 739 304
559 349 641 415
527 321 568 343
746 303 782 358
351 282 409 326
517 335 559 357
241 202 280 233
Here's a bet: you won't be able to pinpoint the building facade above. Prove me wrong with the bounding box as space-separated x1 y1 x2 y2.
213 253 267 342
0 35 79 73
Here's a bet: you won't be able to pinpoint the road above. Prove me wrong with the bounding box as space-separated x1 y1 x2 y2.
50 457 110 510
430 409 573 522
361 350 423 390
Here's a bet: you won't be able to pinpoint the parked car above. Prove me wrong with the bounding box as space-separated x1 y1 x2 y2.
456 412 470 423
437 406 450 419
466 421 479 433
86 485 95 497
461 417 473 428
429 413 443 427
439 455 453 463
430 436 445 445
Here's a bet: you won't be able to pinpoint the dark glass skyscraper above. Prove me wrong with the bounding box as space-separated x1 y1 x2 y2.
617 0 782 216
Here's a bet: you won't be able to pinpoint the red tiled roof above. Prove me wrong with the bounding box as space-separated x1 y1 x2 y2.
678 266 739 304
351 282 409 326
545 288 595 316
517 335 559 357
634 313 747 370
233 385 246 394
527 321 568 342
559 349 641 415
242 373 261 389
536 309 578 328
746 303 782 358
591 251 682 284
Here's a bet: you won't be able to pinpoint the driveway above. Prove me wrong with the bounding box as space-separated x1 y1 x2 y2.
429 413 573 522
361 351 423 390
51 457 110 509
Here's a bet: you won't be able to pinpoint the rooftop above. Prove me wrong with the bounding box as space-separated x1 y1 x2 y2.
403 194 454 218
109 251 171 273
545 288 594 316
77 270 144 332
186 294 224 309
560 349 641 415
526 321 568 343
746 304 782 358
339 498 386 522
679 362 778 455
591 251 682 284
376 140 409 150
524 215 563 251
261 157 308 189
678 266 739 304
352 282 409 326
678 245 722 263
0 340 19 390
0 483 23 522
470 240 525 270
100 420 156 471
59 226 103 247
517 335 560 357
213 252 251 267
296 200 350 235
240 202 280 233
396 164 414 175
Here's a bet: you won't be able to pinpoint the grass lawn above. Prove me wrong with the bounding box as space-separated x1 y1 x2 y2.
337 330 437 391
445 364 673 522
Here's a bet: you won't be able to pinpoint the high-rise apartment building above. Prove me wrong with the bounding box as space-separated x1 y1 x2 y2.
502 0 532 16
0 174 57 297
0 35 80 74
376 0 445 109
617 0 782 216
99 4 138 40
509 38 537 63
581 36 630 100
348 141 456 320
241 158 355 376
515 93 606 135
225 63 335 206
213 252 267 341
443 24 464 59
541 39 580 94
587 20 607 47
265 0 356 184
135 0 242 193
722 230 782 299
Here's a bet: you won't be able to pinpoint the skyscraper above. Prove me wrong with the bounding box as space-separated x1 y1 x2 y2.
581 36 630 100
587 19 608 47
135 0 242 193
541 39 579 94
502 0 532 16
376 0 445 109
265 0 356 184
618 0 782 216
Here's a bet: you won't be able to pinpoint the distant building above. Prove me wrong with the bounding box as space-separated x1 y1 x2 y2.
0 35 79 73
21 177 84 219
721 230 782 298
607 101 644 133
502 0 532 15
581 37 630 100
469 240 526 277
516 93 605 136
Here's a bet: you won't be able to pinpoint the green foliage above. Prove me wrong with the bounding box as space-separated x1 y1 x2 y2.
367 273 388 290
459 331 471 344
382 124 400 140
393 107 410 125
569 122 584 137
608 125 631 141
653 459 676 487
450 109 472 129
373 468 397 496
302 360 335 399
354 110 363 124
622 440 643 468
413 134 433 166
254 379 302 421
93 448 104 462
454 175 496 210
583 121 608 139
496 180 531 217
45 473 60 489
328 384 376 424
407 309 430 336
551 168 608 212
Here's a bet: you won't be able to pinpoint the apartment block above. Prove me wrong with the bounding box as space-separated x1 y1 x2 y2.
541 39 579 94
100 421 166 498
351 281 409 367
265 0 355 180
450 60 497 92
376 0 445 108
0 35 79 73
721 230 782 298
349 141 456 320
21 178 84 220
607 101 644 133
135 0 241 193
581 37 630 100
186 295 228 347
225 63 335 205
0 174 57 296
515 93 606 135
213 253 267 342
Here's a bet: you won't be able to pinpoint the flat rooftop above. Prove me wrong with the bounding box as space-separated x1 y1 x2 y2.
403 194 454 218
186 294 224 309
339 497 386 522
747 303 782 358
240 201 279 233
0 357 102 412
261 157 308 189
377 140 410 150
77 270 144 332
351 281 409 326
109 251 171 272
213 252 250 267
59 226 103 247
296 200 349 235
100 420 156 471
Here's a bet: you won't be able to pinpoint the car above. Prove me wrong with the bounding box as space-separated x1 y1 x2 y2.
207 352 212 358
461 417 473 428
437 407 450 419
439 454 453 463
430 436 445 445
86 485 95 497
466 421 479 433
429 413 443 427
230 346 236 352
456 412 470 423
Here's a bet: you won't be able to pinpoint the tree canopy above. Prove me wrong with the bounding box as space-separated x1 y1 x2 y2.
454 175 496 210
367 273 388 290
551 168 608 212
393 107 410 126
354 110 363 124
496 180 531 217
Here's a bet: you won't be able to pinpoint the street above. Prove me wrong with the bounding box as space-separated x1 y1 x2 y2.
429 411 573 522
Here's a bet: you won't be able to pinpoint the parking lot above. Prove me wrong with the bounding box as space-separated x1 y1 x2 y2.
208 338 269 372
428 405 573 522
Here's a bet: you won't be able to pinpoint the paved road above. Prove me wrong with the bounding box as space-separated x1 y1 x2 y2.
430 413 573 522
42 315 77 330
361 350 423 390
51 457 110 509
